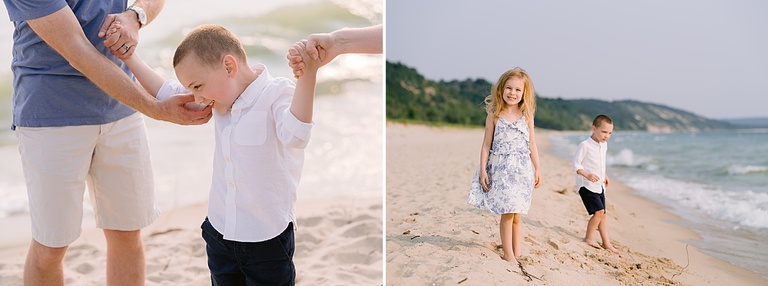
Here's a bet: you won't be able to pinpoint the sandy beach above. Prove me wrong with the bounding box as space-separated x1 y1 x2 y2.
0 198 381 285
385 123 766 285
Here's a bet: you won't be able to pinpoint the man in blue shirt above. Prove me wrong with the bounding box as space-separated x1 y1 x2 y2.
2 0 212 284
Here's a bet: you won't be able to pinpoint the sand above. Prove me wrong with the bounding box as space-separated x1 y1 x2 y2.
0 198 381 286
385 123 766 286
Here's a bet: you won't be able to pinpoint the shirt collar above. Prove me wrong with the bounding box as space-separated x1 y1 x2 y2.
588 136 606 147
231 64 270 111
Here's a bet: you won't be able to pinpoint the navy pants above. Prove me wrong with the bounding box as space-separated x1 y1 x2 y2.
201 218 295 286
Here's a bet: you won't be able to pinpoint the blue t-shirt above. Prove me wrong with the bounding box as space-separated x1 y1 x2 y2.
3 0 136 129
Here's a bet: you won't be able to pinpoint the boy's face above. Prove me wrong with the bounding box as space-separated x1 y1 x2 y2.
591 122 613 143
175 55 237 112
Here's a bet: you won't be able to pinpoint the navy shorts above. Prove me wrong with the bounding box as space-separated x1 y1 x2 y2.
201 218 295 286
578 187 605 215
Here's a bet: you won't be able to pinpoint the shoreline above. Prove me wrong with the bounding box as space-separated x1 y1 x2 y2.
385 122 765 285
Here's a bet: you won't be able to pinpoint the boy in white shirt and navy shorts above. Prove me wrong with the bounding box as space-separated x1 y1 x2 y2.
573 114 619 254
115 23 322 285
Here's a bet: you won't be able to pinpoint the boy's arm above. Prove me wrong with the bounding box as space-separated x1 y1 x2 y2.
290 41 321 123
123 55 166 97
573 142 593 179
573 142 586 173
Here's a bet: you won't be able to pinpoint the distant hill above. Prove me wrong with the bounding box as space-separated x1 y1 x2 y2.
386 61 732 132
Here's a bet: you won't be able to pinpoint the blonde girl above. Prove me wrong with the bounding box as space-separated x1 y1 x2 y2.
468 67 541 264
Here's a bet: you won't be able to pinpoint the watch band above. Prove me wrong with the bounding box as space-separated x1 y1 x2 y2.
126 5 147 28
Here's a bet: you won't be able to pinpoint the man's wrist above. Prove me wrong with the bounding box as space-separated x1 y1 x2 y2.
126 5 147 28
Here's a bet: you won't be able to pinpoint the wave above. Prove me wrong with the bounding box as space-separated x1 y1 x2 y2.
607 148 659 171
726 165 768 175
621 175 768 229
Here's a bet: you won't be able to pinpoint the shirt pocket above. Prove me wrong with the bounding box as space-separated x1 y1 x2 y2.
235 111 268 146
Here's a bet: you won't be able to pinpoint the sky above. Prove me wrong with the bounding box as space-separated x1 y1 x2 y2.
386 0 768 119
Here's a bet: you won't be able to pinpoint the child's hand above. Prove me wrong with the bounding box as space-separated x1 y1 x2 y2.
533 169 541 188
480 170 490 192
286 46 303 78
287 40 321 78
604 175 610 187
103 21 135 59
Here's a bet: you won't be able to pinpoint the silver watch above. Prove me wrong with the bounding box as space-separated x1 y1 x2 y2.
126 5 147 27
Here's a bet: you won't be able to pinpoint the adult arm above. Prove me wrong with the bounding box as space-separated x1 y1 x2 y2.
307 24 383 61
288 24 383 77
27 7 211 125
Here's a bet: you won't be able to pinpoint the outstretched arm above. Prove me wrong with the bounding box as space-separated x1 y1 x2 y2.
288 40 322 123
27 7 210 125
119 47 165 96
306 24 383 61
287 24 382 77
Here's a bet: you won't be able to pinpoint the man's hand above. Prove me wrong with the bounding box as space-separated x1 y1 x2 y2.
98 11 141 59
287 34 336 78
152 94 213 125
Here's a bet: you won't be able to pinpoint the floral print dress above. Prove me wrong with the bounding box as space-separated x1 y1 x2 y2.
468 116 534 214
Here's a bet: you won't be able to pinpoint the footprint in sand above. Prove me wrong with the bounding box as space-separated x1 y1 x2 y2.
73 262 95 274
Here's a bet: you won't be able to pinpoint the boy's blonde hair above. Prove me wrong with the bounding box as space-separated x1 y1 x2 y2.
173 24 247 68
485 67 536 120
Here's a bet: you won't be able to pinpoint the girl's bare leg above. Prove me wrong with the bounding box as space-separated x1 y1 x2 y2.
511 213 523 259
500 213 518 263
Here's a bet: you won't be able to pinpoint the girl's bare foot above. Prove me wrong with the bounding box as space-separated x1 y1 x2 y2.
503 255 518 265
584 238 602 249
603 244 620 254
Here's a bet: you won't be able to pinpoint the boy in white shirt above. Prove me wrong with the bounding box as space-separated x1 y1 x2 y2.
573 114 618 253
117 23 320 285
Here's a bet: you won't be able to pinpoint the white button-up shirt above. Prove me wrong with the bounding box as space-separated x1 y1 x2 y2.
157 65 313 242
572 137 607 194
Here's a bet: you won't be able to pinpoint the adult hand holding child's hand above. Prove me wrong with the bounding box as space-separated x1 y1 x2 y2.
152 93 213 125
98 11 140 59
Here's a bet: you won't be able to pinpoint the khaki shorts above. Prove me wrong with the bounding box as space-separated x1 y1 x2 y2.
16 113 158 247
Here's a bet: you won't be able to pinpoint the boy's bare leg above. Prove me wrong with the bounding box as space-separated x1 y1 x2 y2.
597 217 619 253
584 210 604 249
499 213 518 263
511 213 523 259
24 240 68 286
104 229 145 286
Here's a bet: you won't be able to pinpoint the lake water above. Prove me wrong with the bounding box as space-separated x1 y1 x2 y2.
550 129 768 279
